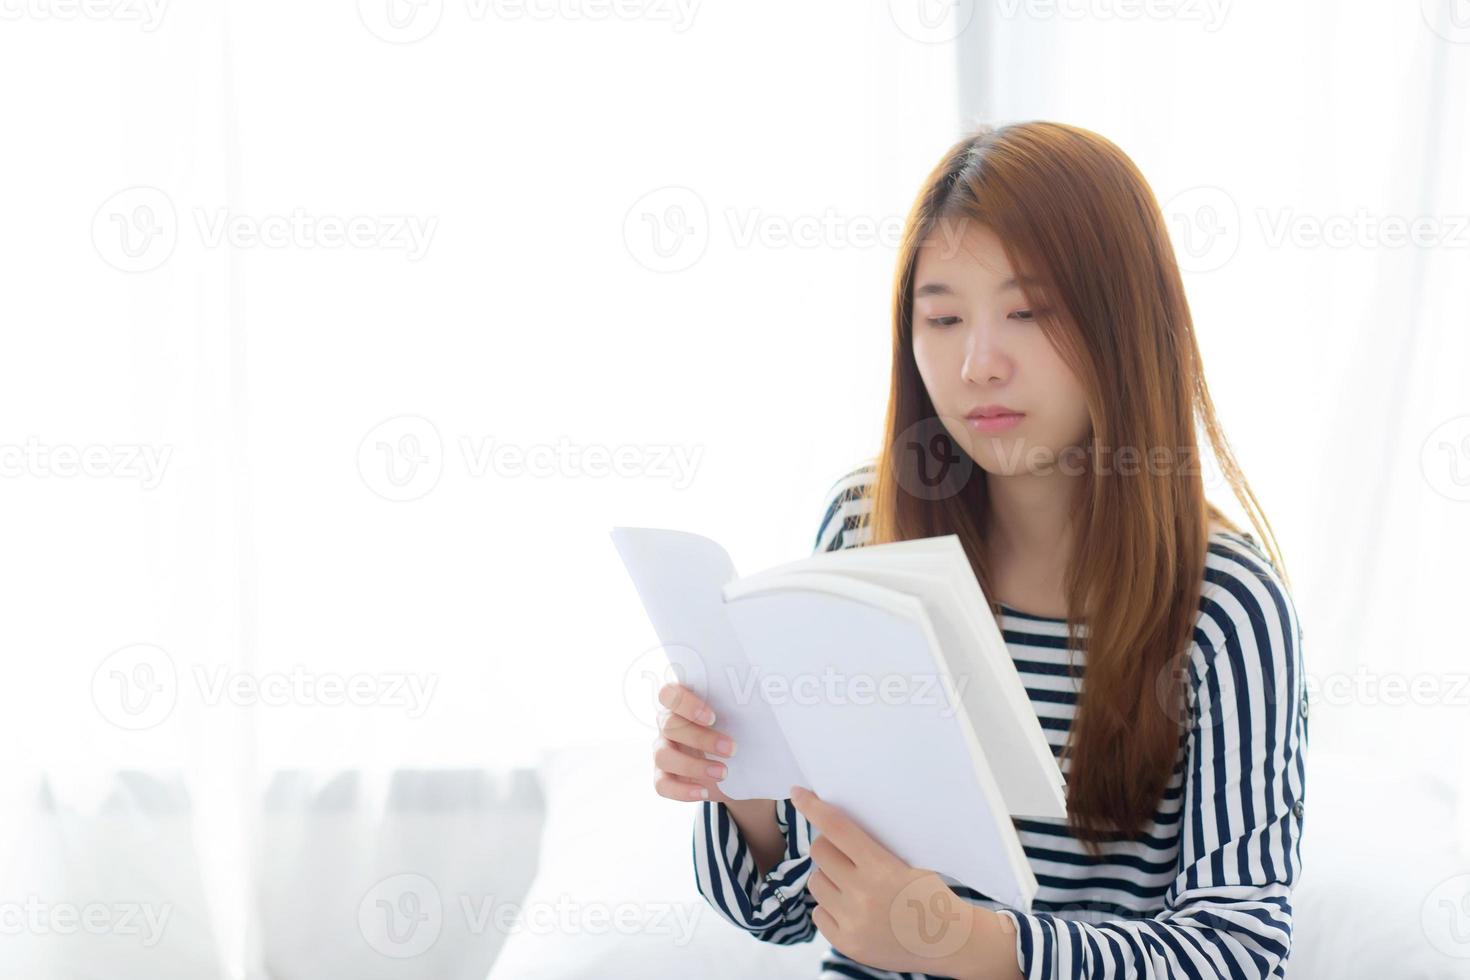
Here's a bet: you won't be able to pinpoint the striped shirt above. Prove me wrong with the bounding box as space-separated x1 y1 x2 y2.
692 463 1308 979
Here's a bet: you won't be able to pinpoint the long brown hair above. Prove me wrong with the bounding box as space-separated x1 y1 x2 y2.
864 121 1288 850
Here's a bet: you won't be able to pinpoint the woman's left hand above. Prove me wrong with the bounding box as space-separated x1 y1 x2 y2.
790 784 1015 979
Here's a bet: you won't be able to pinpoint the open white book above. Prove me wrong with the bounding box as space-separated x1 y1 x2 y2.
609 527 1068 912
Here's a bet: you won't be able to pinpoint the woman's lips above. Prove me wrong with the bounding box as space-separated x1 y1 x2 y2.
965 412 1024 433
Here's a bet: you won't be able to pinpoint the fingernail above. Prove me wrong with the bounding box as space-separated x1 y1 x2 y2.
716 737 735 756
700 708 716 725
707 763 726 779
694 786 709 800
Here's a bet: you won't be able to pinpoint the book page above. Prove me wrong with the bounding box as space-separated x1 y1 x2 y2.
608 527 806 800
722 576 1037 910
730 534 1067 818
799 554 1068 818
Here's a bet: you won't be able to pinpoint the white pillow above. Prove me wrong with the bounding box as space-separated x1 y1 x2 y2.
1289 751 1470 979
488 743 1470 979
485 737 829 980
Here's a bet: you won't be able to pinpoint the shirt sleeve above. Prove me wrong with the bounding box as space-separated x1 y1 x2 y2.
996 550 1308 979
691 797 821 944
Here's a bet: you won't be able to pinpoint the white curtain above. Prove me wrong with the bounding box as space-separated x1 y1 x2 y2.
959 0 1470 834
0 2 960 976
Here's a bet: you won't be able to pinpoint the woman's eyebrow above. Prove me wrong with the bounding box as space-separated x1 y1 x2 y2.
915 276 1033 298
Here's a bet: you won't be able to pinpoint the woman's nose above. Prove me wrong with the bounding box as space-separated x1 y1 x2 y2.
960 323 1011 385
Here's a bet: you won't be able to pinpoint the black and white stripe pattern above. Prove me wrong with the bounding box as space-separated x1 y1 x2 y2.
693 463 1307 978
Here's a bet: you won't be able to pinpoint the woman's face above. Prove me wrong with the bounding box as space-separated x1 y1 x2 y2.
910 220 1093 477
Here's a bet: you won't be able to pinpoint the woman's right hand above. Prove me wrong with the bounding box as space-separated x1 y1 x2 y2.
653 681 740 805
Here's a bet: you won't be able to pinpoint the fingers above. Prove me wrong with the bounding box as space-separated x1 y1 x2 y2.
811 903 842 942
790 786 887 869
809 831 856 883
657 681 716 726
650 683 736 805
807 868 844 933
656 682 735 758
807 866 841 907
655 737 729 784
659 712 736 759
653 769 714 802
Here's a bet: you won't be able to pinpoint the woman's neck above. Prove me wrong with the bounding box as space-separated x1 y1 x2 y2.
983 469 1078 565
982 470 1079 617
982 471 1229 617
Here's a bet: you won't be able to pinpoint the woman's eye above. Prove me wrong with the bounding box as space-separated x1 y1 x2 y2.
926 316 961 327
1009 309 1034 321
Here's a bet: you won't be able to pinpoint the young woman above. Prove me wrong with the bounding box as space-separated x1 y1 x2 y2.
652 121 1307 979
